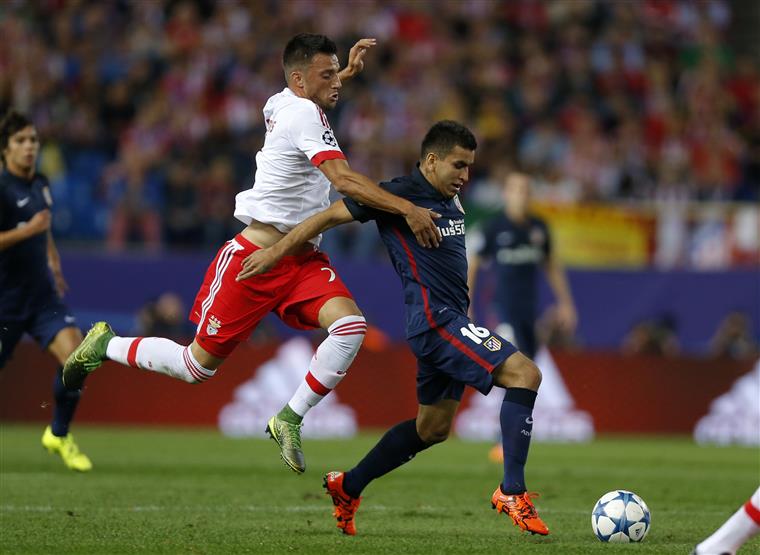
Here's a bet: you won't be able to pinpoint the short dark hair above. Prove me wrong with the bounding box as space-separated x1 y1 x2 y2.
420 120 477 159
0 110 32 165
283 33 338 75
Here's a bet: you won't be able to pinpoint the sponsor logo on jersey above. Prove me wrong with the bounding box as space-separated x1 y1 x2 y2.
16 197 30 208
206 315 222 336
440 218 465 237
496 245 543 264
321 129 337 147
483 336 502 352
321 267 336 282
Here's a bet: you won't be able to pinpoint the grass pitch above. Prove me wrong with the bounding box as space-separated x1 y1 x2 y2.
1 425 758 554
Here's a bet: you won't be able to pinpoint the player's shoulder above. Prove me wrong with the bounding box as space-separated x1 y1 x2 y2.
379 175 416 197
271 89 321 121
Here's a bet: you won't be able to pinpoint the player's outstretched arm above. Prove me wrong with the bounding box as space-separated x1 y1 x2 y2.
337 38 376 82
319 158 442 248
236 200 355 281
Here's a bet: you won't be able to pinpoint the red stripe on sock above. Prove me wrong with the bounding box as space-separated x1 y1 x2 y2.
331 322 367 334
305 371 331 396
183 349 206 382
127 338 144 368
745 499 760 525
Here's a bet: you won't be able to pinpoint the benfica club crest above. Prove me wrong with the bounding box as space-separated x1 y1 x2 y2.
206 315 222 336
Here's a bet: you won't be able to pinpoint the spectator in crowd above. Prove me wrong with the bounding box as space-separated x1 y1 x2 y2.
709 311 759 360
0 0 755 255
622 313 681 357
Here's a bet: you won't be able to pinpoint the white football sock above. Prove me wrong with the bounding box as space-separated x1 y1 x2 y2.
696 487 760 554
287 315 366 416
106 337 216 384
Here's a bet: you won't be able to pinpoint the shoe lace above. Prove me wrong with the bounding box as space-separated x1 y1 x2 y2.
281 421 303 449
513 492 540 519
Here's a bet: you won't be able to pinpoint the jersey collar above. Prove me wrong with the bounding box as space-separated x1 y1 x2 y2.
1 168 35 186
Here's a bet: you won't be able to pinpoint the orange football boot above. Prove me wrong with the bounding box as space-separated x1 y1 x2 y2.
324 471 362 536
491 488 550 536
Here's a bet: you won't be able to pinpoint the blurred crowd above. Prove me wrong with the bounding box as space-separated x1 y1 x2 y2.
1 0 758 251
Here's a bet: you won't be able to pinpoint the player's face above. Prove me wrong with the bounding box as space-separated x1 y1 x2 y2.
3 125 39 176
503 173 531 215
425 146 475 198
302 53 342 110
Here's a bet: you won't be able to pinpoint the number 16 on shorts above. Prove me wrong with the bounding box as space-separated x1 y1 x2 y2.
460 323 503 352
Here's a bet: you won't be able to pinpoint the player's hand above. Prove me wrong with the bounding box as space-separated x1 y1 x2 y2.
405 206 442 248
555 302 578 334
339 38 377 80
236 248 280 281
27 209 51 236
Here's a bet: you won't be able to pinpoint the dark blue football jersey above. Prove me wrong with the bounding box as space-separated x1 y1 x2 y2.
344 166 470 339
474 212 551 323
0 169 57 320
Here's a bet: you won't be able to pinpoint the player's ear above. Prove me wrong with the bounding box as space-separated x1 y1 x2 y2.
424 152 437 171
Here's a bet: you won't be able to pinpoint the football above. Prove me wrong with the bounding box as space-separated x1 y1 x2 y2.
591 490 651 543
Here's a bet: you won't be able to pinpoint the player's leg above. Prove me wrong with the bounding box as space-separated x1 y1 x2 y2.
280 296 366 423
42 325 94 471
490 351 548 535
693 486 760 555
269 254 366 473
63 237 263 389
324 400 455 535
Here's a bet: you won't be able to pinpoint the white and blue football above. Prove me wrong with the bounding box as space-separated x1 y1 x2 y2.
591 490 651 543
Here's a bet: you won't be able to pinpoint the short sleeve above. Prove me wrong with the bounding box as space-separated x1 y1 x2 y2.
343 196 380 223
287 103 346 167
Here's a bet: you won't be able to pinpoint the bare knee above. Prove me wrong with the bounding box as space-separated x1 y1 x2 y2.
492 353 542 391
416 420 452 445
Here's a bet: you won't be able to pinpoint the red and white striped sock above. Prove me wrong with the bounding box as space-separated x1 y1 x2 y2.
287 315 367 417
106 337 216 384
696 487 760 554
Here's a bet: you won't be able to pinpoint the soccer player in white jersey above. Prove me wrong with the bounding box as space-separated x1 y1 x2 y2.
63 34 441 474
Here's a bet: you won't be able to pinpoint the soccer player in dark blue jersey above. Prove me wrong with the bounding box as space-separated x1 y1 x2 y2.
236 121 549 537
468 171 577 361
0 110 92 471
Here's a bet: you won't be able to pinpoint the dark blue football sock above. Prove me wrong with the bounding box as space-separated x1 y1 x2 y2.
500 387 537 494
51 366 82 437
342 419 430 498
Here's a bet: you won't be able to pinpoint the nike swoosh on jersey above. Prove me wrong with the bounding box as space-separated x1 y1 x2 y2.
16 197 31 207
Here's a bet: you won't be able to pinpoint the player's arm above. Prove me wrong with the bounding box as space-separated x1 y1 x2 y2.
319 158 441 248
236 200 355 281
0 209 51 251
46 229 68 297
543 254 577 333
337 38 376 82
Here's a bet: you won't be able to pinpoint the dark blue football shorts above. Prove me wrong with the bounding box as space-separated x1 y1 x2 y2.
0 294 77 368
408 313 518 405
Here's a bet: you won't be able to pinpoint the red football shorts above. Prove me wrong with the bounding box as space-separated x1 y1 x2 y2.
190 234 353 358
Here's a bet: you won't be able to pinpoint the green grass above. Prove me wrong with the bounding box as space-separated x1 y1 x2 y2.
1 425 758 554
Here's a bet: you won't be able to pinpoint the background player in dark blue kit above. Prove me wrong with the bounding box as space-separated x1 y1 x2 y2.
468 171 577 362
0 110 92 471
237 121 550 537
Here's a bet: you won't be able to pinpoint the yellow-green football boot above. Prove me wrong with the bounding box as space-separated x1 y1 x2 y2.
63 321 115 390
266 415 306 474
41 426 93 472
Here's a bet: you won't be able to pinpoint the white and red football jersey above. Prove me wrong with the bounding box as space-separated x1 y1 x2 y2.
234 88 345 246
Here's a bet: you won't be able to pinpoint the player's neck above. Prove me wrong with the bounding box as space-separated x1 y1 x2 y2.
5 162 34 181
506 209 528 224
